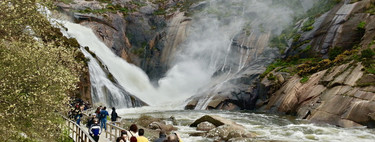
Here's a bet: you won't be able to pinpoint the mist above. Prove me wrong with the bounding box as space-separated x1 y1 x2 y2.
156 0 302 103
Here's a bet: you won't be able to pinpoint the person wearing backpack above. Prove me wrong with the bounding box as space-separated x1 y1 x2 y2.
128 124 138 142
100 107 109 130
89 119 101 142
111 107 118 126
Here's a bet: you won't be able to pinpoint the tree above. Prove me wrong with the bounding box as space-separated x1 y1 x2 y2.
0 0 86 141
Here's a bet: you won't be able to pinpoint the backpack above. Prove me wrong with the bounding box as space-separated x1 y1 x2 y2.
129 132 137 142
100 111 107 119
130 136 137 142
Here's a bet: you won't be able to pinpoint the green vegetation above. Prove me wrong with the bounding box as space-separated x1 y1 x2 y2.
361 48 375 59
301 18 315 31
328 46 344 60
132 47 145 56
0 0 86 141
360 48 375 74
270 0 341 55
357 21 366 30
300 76 310 83
261 48 359 79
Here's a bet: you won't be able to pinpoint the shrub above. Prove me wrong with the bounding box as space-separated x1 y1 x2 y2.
357 21 366 30
328 46 343 60
361 48 375 59
300 76 310 83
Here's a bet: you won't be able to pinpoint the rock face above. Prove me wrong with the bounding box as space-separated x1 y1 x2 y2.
261 62 375 128
256 0 375 128
76 69 91 104
185 32 280 110
57 0 193 80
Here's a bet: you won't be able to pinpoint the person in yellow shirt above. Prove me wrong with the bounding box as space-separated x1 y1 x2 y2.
137 129 149 142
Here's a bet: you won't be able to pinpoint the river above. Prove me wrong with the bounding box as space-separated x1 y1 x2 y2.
116 107 375 142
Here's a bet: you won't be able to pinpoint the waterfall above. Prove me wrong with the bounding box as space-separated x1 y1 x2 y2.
60 0 303 108
80 48 142 108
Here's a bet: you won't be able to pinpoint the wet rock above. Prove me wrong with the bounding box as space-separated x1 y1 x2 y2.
190 115 244 129
189 132 206 137
148 122 177 131
185 99 198 110
197 121 216 132
206 125 256 141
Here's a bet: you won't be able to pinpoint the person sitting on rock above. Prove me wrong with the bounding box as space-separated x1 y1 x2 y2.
137 129 149 142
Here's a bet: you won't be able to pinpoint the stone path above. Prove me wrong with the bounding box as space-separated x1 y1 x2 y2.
81 124 111 142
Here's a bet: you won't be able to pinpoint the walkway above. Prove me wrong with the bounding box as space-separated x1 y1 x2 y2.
80 125 111 142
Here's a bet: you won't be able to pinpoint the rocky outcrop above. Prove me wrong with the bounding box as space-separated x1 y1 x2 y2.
255 0 375 128
190 115 256 141
76 69 92 104
261 62 375 128
148 122 177 131
56 0 195 80
190 115 244 128
288 0 375 58
185 31 279 110
197 121 216 132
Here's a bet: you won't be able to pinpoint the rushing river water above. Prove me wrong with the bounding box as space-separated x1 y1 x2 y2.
117 107 375 142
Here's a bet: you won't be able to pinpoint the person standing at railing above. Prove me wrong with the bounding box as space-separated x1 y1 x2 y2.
75 106 83 125
90 119 102 142
111 107 118 126
100 106 109 130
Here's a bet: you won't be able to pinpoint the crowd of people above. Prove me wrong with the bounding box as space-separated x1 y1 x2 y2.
68 101 183 142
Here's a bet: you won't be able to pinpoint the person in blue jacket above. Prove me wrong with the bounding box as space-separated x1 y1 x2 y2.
90 119 101 142
100 107 109 130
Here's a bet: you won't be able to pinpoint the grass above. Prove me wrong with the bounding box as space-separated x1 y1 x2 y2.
358 21 366 30
301 18 315 32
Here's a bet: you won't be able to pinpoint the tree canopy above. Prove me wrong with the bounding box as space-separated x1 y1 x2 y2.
0 0 86 141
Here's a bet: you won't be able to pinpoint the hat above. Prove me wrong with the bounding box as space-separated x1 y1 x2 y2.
92 113 96 116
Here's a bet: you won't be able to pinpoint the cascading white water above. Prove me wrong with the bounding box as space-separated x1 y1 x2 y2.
80 48 141 108
62 22 162 106
62 0 303 108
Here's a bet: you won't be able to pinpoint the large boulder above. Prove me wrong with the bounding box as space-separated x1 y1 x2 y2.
190 115 244 129
190 115 255 141
206 125 256 141
197 121 216 132
148 122 177 132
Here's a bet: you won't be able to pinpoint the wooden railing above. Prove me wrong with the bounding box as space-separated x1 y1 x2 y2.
104 122 124 141
61 115 96 142
81 111 125 141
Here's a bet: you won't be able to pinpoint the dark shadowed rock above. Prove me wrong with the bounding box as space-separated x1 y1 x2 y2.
190 115 245 129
